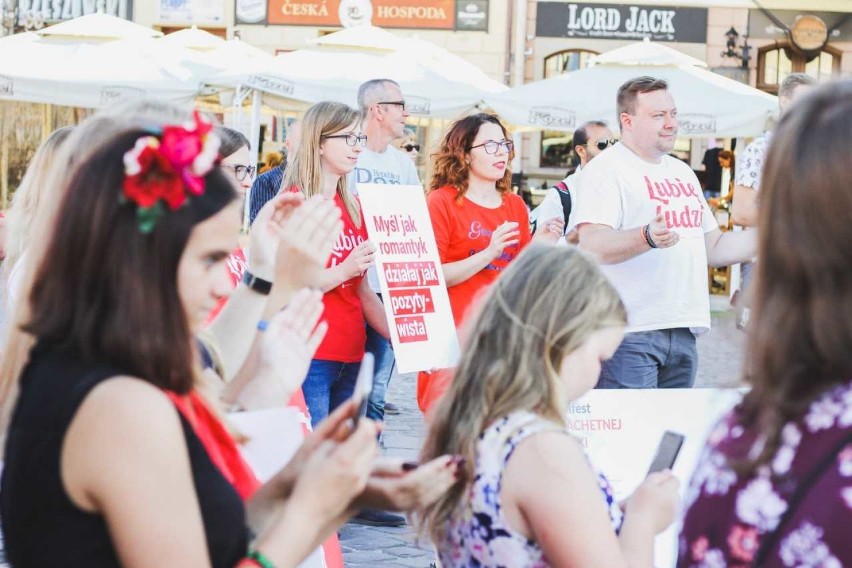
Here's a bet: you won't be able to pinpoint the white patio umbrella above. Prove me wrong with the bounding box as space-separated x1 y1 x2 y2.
486 41 777 138
161 26 225 50
207 25 506 120
36 12 163 40
0 31 215 108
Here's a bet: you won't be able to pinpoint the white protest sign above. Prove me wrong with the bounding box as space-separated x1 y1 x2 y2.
568 388 743 568
357 183 460 373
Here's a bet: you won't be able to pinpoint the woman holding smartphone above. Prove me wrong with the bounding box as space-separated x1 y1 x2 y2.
417 245 679 567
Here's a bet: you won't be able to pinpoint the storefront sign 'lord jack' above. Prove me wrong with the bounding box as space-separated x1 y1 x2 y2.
536 2 708 44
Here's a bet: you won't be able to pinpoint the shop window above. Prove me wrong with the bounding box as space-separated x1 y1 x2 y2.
539 49 598 169
543 49 598 79
757 42 841 94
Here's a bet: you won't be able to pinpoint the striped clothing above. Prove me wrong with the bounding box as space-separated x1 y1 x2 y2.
248 165 284 226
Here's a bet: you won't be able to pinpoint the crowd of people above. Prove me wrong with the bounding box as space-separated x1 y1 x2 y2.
0 72 848 568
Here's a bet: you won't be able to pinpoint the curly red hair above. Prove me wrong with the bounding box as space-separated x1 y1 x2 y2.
428 113 514 200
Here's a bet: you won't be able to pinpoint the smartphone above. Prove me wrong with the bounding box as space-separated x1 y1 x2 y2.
647 431 685 475
351 352 375 425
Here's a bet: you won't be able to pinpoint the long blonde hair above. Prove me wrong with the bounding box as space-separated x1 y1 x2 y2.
282 101 362 227
417 244 626 544
3 126 74 272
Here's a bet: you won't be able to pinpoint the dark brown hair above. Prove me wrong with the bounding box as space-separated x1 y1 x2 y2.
429 113 514 200
738 80 852 471
215 126 251 158
23 128 237 393
616 76 668 130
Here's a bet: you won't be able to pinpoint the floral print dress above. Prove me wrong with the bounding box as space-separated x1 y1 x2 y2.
679 382 852 568
437 411 623 568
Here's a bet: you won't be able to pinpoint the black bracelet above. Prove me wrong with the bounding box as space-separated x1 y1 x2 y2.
643 224 659 249
241 270 272 295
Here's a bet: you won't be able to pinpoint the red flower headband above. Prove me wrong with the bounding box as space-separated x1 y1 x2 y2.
122 111 221 233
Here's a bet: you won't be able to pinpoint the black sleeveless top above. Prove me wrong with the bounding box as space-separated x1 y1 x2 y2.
0 345 248 567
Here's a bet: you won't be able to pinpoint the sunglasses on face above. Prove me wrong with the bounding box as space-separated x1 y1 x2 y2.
403 144 420 152
322 133 368 147
469 140 514 155
221 164 256 181
588 139 619 151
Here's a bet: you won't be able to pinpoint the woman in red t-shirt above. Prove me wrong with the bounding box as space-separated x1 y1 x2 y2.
418 113 532 412
281 101 389 427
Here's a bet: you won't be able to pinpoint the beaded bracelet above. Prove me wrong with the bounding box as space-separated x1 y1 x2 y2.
246 549 276 568
643 224 659 249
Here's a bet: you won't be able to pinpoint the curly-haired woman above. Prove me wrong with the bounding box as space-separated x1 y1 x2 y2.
417 114 537 413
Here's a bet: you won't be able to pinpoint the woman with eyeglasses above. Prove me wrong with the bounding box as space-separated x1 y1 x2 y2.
217 127 256 197
280 101 390 428
204 127 258 324
417 113 532 414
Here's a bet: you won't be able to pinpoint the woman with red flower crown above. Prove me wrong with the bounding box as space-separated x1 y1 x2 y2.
280 101 390 429
0 107 461 568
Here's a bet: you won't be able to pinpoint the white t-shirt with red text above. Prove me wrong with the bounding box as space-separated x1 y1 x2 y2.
574 143 717 334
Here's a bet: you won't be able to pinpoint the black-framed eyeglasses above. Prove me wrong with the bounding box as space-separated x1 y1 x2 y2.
469 139 514 155
588 139 619 151
221 164 256 181
403 144 420 152
378 100 406 110
322 133 368 147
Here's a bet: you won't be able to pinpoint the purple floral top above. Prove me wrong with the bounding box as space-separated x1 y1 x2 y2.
679 382 852 567
437 411 622 568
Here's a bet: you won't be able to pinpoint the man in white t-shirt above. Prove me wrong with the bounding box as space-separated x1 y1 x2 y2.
574 76 757 389
533 120 614 244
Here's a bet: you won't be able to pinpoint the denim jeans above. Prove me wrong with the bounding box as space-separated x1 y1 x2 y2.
596 328 697 389
302 359 361 428
365 323 396 422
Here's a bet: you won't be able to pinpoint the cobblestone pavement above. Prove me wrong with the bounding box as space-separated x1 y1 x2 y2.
339 303 746 567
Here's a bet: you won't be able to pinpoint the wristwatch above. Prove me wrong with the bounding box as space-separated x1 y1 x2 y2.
241 270 272 295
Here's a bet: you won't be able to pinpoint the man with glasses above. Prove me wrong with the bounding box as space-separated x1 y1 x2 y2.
574 76 756 389
348 79 421 528
532 120 613 244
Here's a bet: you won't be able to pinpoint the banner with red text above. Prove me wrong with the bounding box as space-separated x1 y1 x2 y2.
357 183 460 373
569 388 744 568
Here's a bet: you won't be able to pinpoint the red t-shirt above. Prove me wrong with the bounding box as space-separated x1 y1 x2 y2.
206 248 248 324
314 192 369 362
427 185 532 326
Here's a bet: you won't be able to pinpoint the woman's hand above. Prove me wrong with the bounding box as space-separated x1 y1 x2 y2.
269 195 343 306
287 418 380 521
356 455 463 512
267 399 365 499
340 241 376 280
248 192 307 280
487 222 520 259
233 289 327 410
623 470 680 534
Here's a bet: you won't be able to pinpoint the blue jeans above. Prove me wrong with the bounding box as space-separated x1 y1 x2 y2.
596 328 697 389
365 323 396 421
302 359 361 427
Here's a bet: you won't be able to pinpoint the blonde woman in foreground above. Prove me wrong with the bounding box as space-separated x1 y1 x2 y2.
418 244 680 567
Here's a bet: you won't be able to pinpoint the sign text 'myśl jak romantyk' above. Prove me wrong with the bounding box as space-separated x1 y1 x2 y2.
536 2 708 44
